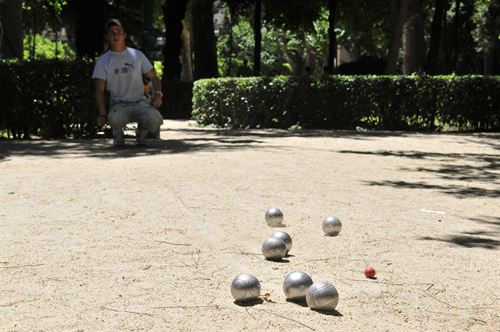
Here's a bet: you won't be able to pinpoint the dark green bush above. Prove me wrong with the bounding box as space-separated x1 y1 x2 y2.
0 59 96 138
192 75 500 131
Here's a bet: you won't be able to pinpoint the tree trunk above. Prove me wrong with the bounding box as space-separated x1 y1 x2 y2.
0 0 23 59
180 11 193 81
227 5 236 76
443 1 452 72
30 5 36 59
74 0 104 58
454 0 478 73
425 0 448 74
403 0 425 74
191 0 218 80
253 0 262 76
161 0 188 82
325 0 337 74
385 0 409 74
452 0 461 71
482 1 499 75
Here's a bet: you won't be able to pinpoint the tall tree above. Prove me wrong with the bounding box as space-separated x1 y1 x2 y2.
385 0 409 74
74 0 104 57
191 0 218 79
426 0 448 74
325 0 337 74
455 0 479 73
0 0 23 59
452 0 461 69
161 0 188 81
403 0 425 74
225 3 236 75
180 8 193 81
253 0 262 75
474 0 500 74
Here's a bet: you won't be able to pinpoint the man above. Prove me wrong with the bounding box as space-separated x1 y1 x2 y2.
92 19 163 146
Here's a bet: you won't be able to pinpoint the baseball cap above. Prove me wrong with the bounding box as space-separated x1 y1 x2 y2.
105 18 124 31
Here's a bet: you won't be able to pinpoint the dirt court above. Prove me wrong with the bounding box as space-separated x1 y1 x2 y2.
1 120 499 331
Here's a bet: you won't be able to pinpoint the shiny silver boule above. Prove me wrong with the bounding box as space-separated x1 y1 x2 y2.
322 216 342 236
270 231 292 253
265 208 284 227
231 273 261 302
283 271 314 300
306 282 339 311
261 237 287 261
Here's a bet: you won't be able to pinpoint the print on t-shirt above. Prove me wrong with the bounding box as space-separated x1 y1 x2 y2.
114 62 135 75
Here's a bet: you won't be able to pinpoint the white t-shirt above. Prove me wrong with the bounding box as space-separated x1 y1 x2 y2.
92 47 153 103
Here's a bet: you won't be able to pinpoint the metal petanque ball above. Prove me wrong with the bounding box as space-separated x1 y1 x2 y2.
265 208 284 227
322 216 342 236
262 237 287 261
270 231 292 253
231 273 261 302
306 282 339 311
283 271 314 300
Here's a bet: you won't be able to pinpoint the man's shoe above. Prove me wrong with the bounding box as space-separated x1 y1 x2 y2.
135 128 148 146
154 127 161 140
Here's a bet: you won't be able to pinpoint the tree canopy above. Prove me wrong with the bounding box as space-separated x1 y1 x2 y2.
0 0 498 76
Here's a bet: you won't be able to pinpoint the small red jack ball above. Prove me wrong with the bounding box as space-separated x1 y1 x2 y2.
364 266 376 279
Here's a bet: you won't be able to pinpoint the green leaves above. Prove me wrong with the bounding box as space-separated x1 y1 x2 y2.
0 59 97 138
47 0 68 14
193 75 500 131
23 34 75 60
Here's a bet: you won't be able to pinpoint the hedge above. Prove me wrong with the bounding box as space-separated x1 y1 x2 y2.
0 59 193 139
192 75 500 131
0 59 96 138
1 61 499 138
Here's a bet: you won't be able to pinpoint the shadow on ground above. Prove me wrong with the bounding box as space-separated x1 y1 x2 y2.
364 180 500 198
337 149 500 199
165 127 417 139
463 134 500 151
0 126 452 162
419 216 500 250
0 128 270 162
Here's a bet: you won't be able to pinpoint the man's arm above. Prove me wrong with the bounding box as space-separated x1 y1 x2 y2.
95 79 107 126
146 69 163 109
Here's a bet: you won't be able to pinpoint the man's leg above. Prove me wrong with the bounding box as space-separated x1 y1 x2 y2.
134 101 163 145
108 104 131 146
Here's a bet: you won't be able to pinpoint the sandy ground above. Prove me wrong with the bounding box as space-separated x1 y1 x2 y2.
1 120 499 331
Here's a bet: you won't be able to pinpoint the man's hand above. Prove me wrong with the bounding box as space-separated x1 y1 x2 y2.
146 69 163 109
151 95 163 109
97 114 107 127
